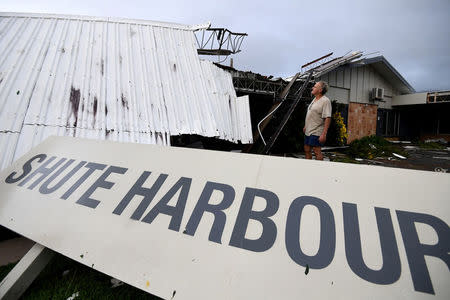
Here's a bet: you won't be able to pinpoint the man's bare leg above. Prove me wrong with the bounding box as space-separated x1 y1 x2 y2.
313 146 323 160
304 144 312 159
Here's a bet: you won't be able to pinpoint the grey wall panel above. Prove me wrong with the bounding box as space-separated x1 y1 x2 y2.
336 69 344 87
368 66 375 89
344 68 351 89
327 87 350 104
363 66 370 102
356 67 364 102
328 70 336 86
314 61 402 109
320 73 328 84
350 67 358 101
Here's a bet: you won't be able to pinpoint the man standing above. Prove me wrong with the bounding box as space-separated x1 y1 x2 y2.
303 81 332 160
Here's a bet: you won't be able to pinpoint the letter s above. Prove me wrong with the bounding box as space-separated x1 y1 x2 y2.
5 154 47 184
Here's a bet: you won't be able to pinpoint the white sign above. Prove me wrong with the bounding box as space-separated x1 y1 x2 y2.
0 136 449 299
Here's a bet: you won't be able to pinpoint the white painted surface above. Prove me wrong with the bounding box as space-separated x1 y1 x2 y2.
0 136 449 299
392 93 427 106
0 12 252 170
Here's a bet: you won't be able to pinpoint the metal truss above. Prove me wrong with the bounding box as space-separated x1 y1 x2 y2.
427 91 450 103
195 28 247 56
232 77 287 96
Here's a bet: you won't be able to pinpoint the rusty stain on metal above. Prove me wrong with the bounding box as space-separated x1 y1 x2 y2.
106 129 114 137
301 52 333 69
93 96 98 125
93 97 98 116
0 13 252 170
121 94 129 109
69 87 81 127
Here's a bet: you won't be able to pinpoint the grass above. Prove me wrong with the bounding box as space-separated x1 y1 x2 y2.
346 135 408 159
1 255 161 299
330 156 360 164
0 262 17 282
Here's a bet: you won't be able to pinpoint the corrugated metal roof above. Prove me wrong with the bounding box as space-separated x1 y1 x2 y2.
0 12 252 170
0 132 19 171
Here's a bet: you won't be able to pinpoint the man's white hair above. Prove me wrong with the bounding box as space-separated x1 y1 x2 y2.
318 81 328 95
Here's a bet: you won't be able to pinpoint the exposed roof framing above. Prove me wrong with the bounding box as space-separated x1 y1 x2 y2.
196 28 247 56
0 13 253 170
427 90 450 103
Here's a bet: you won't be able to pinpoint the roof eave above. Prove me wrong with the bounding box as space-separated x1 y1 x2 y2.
359 56 415 94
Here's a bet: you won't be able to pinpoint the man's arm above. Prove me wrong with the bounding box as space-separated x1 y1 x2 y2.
319 117 331 144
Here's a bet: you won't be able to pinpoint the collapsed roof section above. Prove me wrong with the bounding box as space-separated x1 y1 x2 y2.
0 12 253 170
195 28 247 56
285 51 364 81
215 63 288 97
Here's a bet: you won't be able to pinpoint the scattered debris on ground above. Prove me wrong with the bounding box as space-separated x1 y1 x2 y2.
111 278 125 288
418 141 447 150
0 255 162 299
287 136 450 172
66 291 79 300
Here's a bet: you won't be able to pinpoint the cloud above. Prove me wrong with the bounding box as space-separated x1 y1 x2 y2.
1 0 449 91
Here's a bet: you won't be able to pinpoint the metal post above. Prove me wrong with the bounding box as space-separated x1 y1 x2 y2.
0 243 54 300
243 72 302 153
262 71 313 154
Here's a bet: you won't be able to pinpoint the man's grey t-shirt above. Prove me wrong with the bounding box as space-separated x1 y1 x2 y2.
305 95 332 136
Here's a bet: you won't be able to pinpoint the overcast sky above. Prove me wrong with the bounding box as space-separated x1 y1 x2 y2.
2 0 449 92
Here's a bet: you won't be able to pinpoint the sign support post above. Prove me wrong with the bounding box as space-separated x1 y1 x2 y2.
0 243 54 300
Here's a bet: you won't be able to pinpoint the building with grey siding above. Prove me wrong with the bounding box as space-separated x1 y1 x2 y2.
316 56 416 141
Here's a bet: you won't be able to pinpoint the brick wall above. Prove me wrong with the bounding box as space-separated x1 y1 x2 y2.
347 102 378 143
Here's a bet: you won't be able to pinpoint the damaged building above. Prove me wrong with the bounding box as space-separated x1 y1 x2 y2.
0 12 447 166
0 12 253 170
222 51 448 151
389 90 450 142
307 54 449 143
315 54 416 142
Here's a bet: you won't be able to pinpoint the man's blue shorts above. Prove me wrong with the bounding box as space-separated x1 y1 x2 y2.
304 135 323 147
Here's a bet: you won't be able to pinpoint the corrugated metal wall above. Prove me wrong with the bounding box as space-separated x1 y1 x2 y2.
0 13 252 170
319 65 400 109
